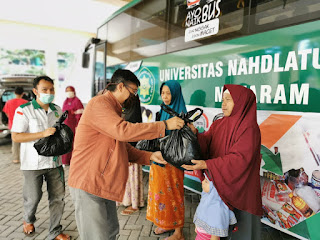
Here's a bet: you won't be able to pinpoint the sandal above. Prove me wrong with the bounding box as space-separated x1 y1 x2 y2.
120 206 139 216
55 233 71 240
153 227 173 235
23 221 35 236
13 160 20 164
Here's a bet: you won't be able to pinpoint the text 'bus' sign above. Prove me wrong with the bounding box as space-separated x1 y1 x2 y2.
185 0 221 42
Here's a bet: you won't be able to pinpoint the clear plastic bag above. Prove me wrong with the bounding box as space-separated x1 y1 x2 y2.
34 111 74 156
286 168 309 190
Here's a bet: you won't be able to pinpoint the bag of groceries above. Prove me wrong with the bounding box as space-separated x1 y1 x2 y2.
135 138 160 152
159 104 203 168
34 111 74 156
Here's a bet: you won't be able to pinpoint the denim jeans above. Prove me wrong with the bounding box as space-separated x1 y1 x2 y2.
22 167 65 240
70 187 120 240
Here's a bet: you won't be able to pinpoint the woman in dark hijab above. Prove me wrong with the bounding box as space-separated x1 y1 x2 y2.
183 84 263 240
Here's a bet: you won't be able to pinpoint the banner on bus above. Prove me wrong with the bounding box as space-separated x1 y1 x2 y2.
185 0 221 42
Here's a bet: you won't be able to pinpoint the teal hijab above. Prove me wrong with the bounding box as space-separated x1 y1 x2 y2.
159 80 187 133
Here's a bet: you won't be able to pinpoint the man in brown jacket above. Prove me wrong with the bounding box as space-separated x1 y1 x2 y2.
68 69 184 240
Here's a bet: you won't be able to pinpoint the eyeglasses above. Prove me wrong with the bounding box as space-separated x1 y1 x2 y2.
124 84 138 96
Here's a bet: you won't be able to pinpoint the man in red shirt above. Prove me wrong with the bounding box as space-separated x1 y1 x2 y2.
3 87 28 163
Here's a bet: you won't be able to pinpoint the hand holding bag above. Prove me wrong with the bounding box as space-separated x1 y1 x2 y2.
159 104 203 168
34 111 74 156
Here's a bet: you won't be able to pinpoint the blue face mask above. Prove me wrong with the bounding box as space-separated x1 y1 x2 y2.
39 93 54 104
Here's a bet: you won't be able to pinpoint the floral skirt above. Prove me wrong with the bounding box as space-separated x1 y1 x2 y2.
146 163 184 229
117 163 144 209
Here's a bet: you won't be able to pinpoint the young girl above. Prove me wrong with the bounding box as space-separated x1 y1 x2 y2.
194 171 236 240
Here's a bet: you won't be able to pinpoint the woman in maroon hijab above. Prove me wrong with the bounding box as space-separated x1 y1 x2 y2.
62 86 84 165
183 84 263 240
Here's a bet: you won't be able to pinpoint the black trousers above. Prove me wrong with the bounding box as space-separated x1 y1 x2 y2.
222 209 261 240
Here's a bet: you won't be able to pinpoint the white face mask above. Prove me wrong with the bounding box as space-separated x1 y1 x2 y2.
66 92 75 98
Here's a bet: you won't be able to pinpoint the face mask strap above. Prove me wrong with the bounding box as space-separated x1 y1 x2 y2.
102 82 119 95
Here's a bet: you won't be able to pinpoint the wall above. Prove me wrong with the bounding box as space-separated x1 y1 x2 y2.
0 20 95 106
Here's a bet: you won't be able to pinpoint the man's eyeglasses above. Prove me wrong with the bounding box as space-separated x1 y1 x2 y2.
124 84 138 96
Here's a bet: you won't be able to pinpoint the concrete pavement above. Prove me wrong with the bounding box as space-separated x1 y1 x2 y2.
0 142 198 240
0 142 296 240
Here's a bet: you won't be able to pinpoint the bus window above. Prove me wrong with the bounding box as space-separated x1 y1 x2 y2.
253 0 320 31
94 44 106 95
130 0 167 60
106 12 132 66
167 0 201 52
167 0 245 53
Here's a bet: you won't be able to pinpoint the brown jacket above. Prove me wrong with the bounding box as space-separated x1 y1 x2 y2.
68 91 165 201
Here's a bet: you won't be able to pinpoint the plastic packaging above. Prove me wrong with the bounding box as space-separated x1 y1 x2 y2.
159 104 203 168
261 177 285 211
262 205 278 224
274 180 291 194
289 192 313 218
287 168 309 190
34 111 74 156
295 186 320 213
160 125 202 167
276 210 291 229
135 138 160 152
281 203 302 220
275 193 290 202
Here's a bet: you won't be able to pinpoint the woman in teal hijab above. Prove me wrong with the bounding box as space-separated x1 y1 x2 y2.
146 80 186 240
159 80 187 131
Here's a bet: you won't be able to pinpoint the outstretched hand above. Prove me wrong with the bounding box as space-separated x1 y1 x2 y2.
181 160 207 170
150 151 167 165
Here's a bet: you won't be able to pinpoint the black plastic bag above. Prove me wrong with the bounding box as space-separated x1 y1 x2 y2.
135 138 160 152
34 111 74 156
159 104 203 168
